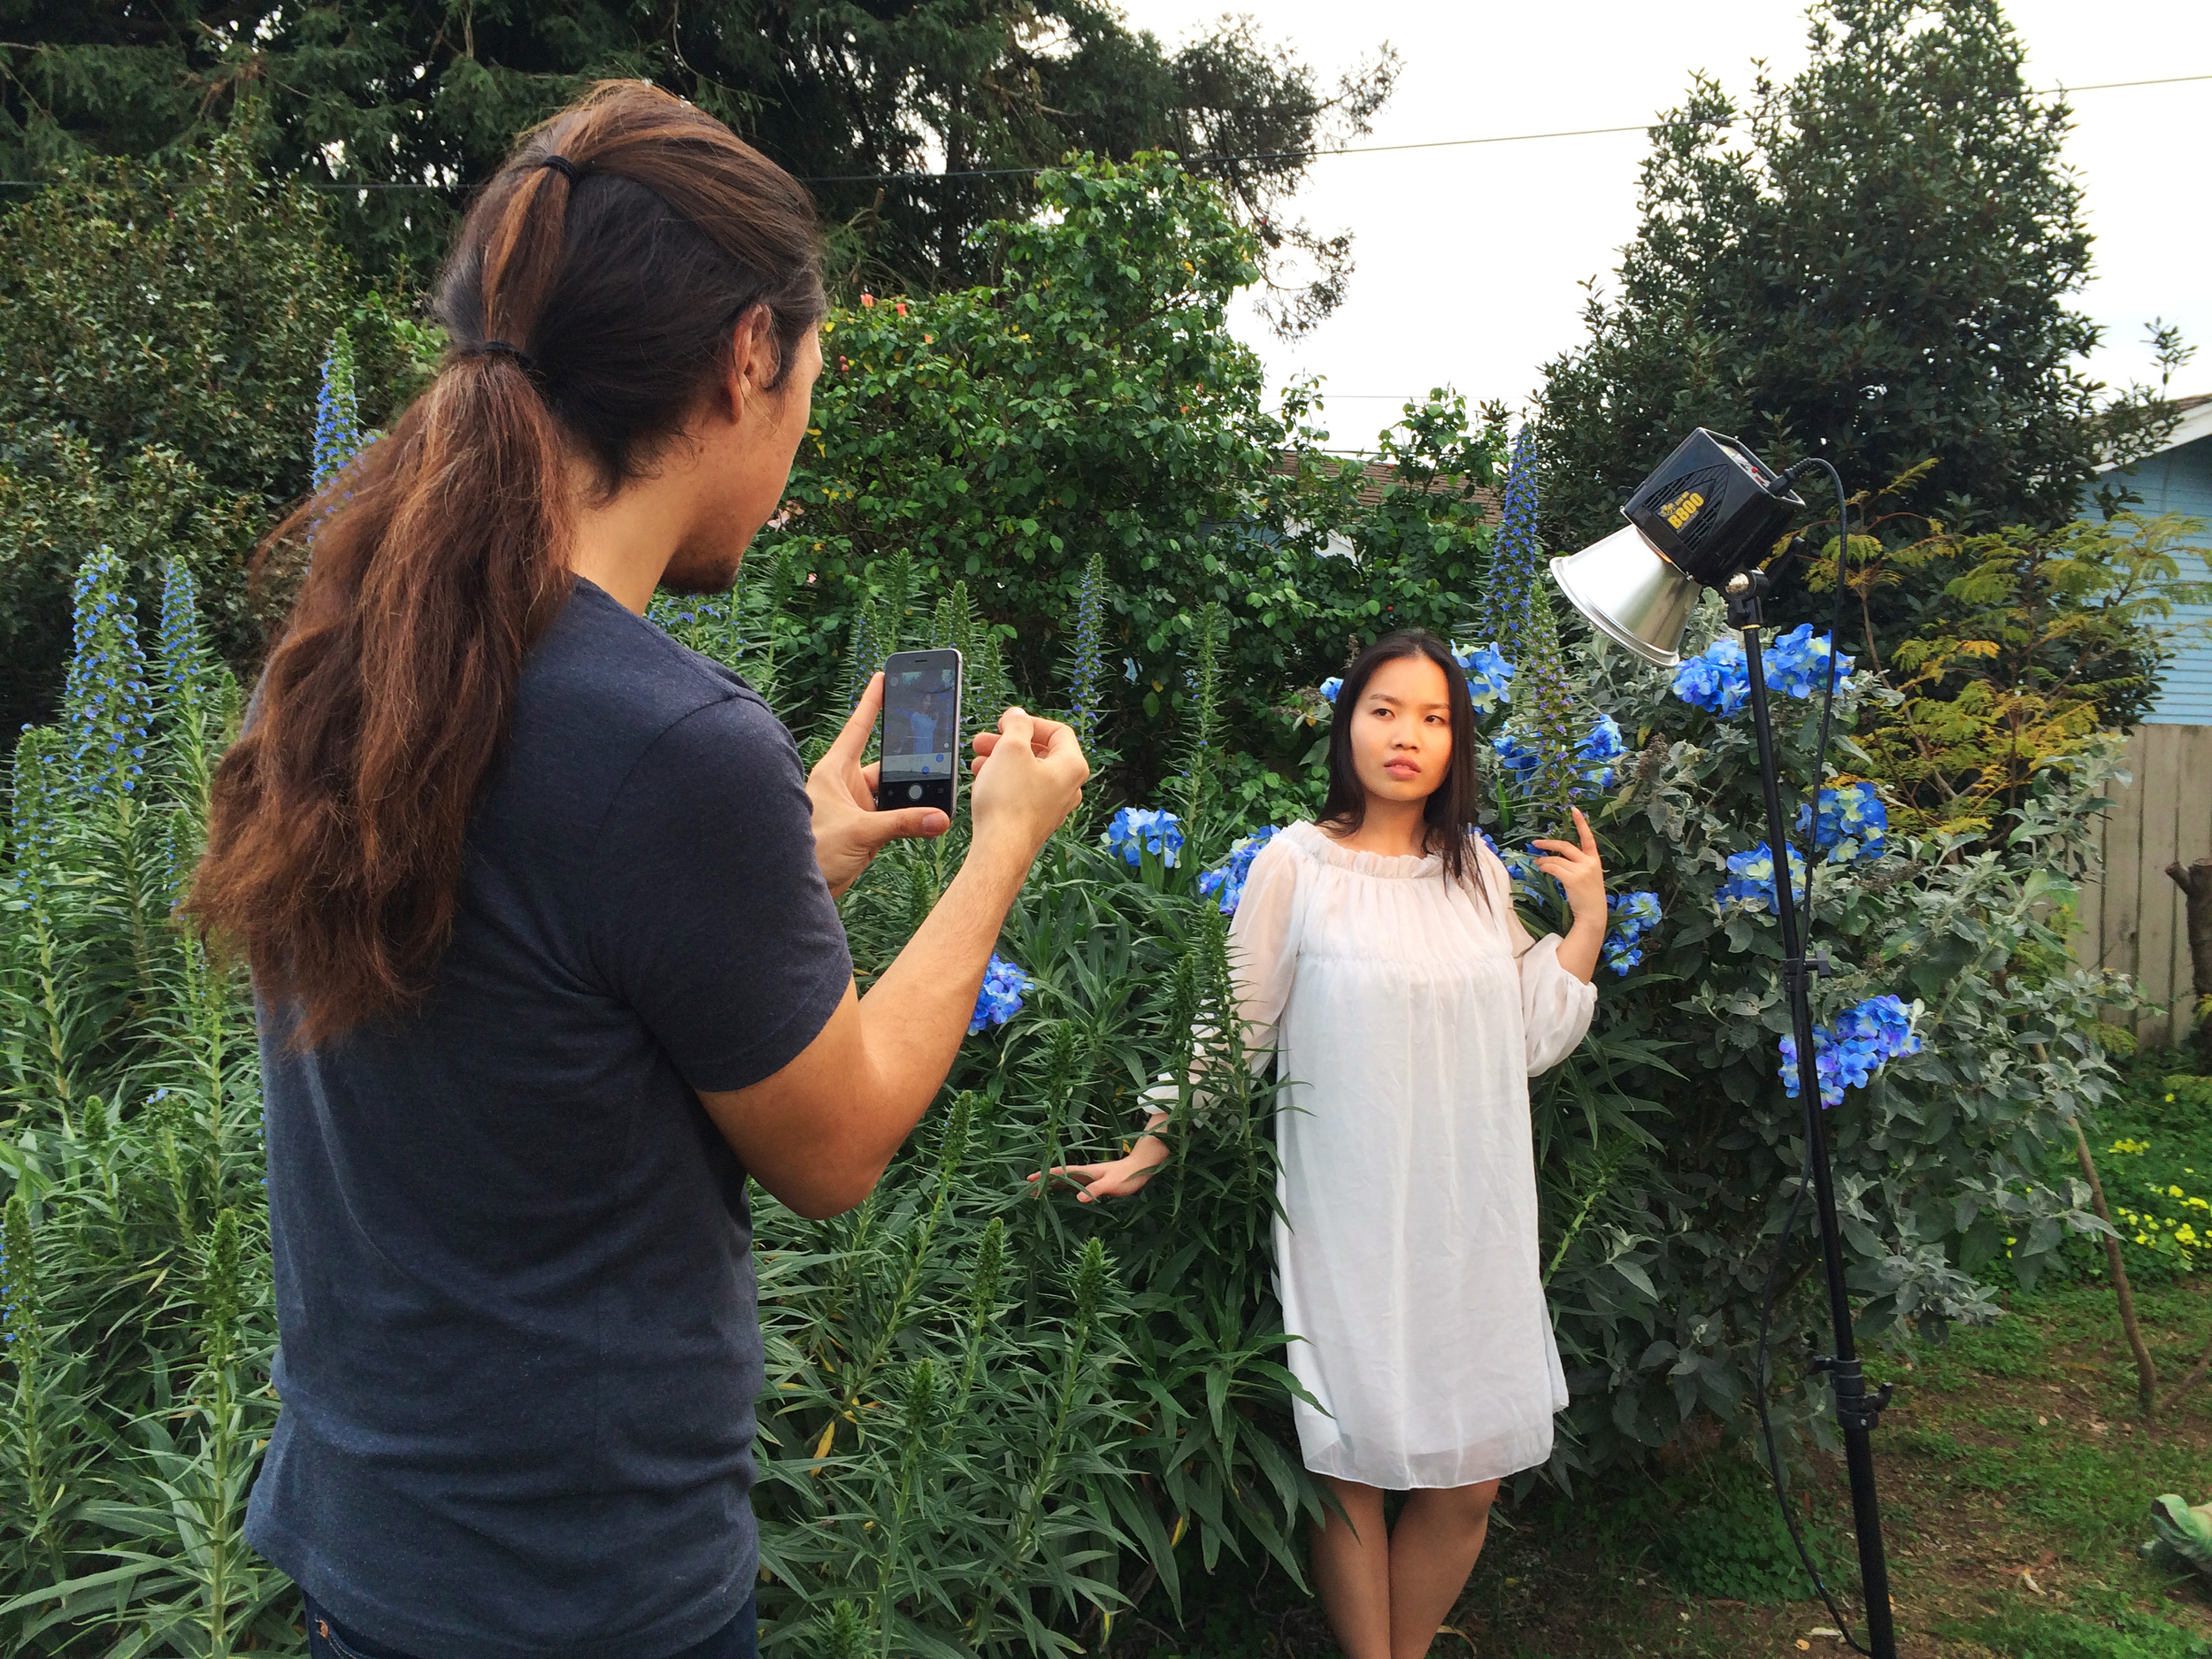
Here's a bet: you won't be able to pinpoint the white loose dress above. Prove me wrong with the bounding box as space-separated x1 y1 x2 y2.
1225 821 1595 1489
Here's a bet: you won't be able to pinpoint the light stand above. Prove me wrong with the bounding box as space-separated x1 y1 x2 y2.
1548 428 1902 1654
1727 565 1896 1659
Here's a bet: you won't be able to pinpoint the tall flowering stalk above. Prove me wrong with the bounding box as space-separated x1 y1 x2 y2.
64 546 165 986
1485 430 1578 829
64 547 155 821
1067 551 1107 749
845 595 881 708
8 731 77 1105
2 1189 70 1571
313 326 364 492
157 559 227 811
1177 602 1225 825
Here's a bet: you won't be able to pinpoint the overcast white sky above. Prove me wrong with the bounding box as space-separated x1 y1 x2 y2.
1111 0 2211 451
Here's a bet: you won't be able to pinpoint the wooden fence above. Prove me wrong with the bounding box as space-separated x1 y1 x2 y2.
2075 724 2212 1047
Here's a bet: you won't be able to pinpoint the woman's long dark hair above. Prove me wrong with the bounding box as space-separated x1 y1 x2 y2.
1318 629 1486 887
190 81 826 1045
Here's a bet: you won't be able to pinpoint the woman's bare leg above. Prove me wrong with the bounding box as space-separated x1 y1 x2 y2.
1386 1480 1500 1659
1310 1476 1392 1659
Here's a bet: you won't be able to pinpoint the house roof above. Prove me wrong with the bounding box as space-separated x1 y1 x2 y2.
2100 392 2212 472
1276 454 1503 515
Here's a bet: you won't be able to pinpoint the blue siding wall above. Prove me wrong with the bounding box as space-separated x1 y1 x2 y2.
2088 434 2212 725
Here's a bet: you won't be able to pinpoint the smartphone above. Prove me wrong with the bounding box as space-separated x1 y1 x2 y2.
877 649 964 814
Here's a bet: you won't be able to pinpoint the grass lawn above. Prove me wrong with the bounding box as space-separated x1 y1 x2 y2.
1111 1055 2212 1658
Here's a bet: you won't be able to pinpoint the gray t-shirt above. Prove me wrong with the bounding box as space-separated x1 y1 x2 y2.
245 579 851 1659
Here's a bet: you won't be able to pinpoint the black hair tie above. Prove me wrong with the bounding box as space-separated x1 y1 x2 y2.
468 339 537 374
537 155 584 184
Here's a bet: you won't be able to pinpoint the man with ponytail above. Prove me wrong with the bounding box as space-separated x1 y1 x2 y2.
192 83 1087 1659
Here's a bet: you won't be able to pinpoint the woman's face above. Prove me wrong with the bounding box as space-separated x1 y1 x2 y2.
1347 652 1455 808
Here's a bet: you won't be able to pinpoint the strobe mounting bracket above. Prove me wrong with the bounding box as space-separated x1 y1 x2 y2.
1809 1354 1894 1433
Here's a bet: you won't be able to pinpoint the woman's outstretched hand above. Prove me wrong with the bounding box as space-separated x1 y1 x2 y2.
1531 806 1608 984
1027 1130 1171 1203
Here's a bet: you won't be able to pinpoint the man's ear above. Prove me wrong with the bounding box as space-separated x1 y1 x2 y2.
723 304 778 422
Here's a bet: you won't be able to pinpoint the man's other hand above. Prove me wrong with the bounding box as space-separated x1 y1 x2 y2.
967 707 1087 860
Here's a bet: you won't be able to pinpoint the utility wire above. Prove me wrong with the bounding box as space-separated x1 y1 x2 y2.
0 71 2200 192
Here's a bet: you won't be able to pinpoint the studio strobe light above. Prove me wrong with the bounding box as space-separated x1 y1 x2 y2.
1550 429 1898 1659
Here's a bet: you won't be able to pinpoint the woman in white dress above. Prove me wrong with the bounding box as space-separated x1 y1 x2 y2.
1043 630 1608 1659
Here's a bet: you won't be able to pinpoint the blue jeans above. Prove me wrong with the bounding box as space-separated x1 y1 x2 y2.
302 1594 758 1659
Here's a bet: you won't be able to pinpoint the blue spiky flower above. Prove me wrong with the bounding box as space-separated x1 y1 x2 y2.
314 326 365 492
1602 889 1662 974
63 547 154 809
1102 805 1184 869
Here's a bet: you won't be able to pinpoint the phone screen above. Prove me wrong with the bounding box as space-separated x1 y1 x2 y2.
879 650 963 810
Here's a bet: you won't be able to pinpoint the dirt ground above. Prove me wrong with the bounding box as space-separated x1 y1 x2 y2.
1113 1280 2212 1658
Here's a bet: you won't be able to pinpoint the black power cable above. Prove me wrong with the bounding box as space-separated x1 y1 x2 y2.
1747 455 1873 1655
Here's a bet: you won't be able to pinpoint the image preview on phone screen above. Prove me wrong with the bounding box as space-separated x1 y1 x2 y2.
879 661 959 783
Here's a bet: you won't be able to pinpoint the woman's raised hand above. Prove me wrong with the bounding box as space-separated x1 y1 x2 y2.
1531 806 1609 982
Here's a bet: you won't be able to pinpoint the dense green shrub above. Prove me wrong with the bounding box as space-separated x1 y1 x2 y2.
0 124 431 732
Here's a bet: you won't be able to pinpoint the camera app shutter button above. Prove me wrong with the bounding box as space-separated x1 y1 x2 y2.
908 784 923 801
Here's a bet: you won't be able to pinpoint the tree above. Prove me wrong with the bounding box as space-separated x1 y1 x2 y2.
1827 512 2210 838
0 126 426 732
740 154 1506 804
1533 0 2176 569
0 2 1394 332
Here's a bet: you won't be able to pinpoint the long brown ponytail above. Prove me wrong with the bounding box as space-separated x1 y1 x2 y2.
191 81 825 1046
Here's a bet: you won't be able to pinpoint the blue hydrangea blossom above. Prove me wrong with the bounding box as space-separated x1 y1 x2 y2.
1494 713 1622 798
1577 714 1626 791
1318 676 1342 706
1453 642 1514 716
1717 841 1809 913
969 954 1033 1034
1102 805 1184 869
1197 826 1279 916
1764 624 1855 699
1796 782 1888 864
1602 889 1663 975
1779 994 1921 1109
1671 635 1752 716
1671 628 1856 717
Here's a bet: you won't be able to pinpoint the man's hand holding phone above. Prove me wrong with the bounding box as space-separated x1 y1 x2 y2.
719 684 1089 1220
806 672 949 899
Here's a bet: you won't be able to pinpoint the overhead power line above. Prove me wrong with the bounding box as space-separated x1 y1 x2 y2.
0 70 2200 193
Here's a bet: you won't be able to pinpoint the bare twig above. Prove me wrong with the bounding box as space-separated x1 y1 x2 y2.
2070 1114 2159 1414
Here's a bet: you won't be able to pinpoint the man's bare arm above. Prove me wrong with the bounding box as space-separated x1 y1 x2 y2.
697 709 1084 1217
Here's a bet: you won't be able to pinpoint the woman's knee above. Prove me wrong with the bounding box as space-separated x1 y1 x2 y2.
1421 1479 1500 1529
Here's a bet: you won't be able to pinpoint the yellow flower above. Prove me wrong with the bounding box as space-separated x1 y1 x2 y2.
2173 1185 2187 1198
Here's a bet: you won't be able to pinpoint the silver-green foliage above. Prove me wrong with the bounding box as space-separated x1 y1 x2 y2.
1512 604 2124 1475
